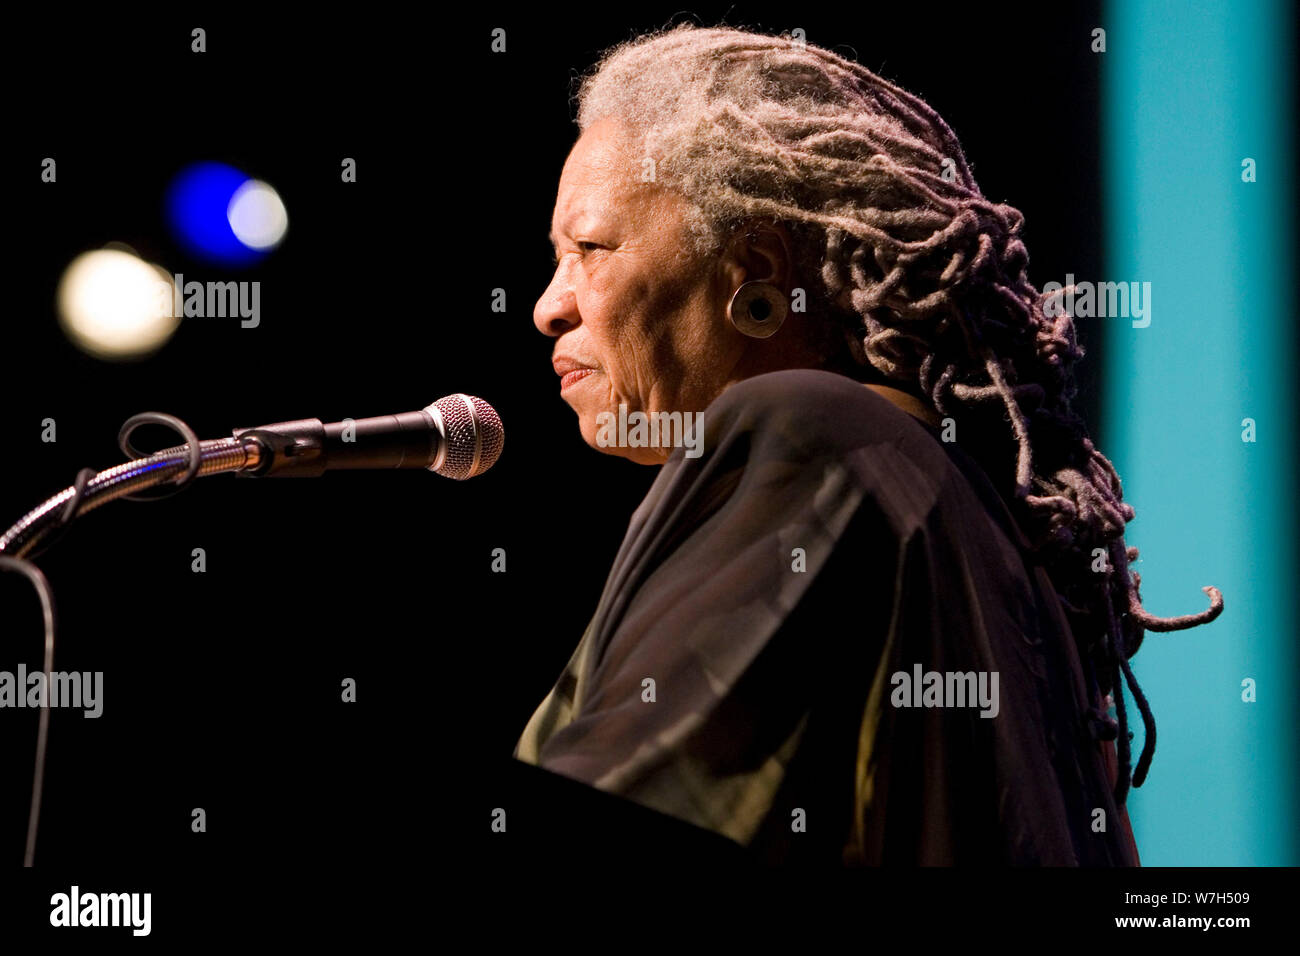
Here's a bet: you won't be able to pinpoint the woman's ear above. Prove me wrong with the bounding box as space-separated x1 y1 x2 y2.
724 220 794 292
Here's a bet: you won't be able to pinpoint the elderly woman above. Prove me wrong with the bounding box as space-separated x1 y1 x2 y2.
515 24 1222 865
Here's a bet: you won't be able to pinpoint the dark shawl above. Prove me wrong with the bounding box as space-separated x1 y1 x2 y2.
514 368 1139 865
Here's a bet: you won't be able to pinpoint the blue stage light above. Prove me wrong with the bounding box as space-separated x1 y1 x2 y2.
165 162 266 267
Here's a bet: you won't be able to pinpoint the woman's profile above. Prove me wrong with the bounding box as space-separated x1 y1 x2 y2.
515 23 1223 865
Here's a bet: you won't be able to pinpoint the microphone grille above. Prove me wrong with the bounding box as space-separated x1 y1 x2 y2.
424 394 504 479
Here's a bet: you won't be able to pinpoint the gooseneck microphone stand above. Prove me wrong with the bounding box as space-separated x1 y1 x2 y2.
0 412 266 867
2 415 265 560
3 396 503 866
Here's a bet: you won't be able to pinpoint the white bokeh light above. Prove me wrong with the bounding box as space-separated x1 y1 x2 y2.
227 179 288 250
56 250 180 360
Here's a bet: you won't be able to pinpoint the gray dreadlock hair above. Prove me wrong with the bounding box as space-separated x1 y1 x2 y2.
575 23 1223 806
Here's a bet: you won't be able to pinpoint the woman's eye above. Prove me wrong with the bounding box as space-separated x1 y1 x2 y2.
552 242 603 266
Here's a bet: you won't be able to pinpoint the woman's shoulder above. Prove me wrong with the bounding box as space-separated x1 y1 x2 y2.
687 368 1007 538
712 367 877 411
701 368 943 458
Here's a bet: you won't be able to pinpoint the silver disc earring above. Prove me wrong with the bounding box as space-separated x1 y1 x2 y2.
727 281 789 339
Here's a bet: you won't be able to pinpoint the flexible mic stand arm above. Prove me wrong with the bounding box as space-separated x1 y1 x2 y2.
2 406 432 864
0 436 262 560
0 413 266 867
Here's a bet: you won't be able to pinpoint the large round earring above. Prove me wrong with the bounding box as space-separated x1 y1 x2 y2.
727 281 789 339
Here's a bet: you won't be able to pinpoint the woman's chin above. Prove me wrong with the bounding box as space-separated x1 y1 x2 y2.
575 418 666 466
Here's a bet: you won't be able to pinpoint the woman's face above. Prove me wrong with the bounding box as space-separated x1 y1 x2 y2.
535 118 755 464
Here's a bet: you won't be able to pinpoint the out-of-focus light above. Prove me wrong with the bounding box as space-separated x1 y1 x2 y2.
227 179 288 250
166 161 286 266
57 249 179 360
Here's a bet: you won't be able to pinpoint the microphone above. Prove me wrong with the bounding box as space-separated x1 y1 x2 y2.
232 394 504 479
0 395 503 559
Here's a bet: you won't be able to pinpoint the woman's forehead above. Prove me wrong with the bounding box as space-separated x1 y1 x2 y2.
559 121 638 191
553 124 675 232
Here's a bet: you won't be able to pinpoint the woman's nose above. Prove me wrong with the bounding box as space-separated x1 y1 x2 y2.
533 272 580 337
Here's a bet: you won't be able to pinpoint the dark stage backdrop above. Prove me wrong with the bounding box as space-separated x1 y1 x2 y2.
2 5 1103 881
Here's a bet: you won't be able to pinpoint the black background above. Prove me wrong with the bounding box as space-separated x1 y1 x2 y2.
9 1 1272 933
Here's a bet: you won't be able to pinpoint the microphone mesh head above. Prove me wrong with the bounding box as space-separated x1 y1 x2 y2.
425 394 504 479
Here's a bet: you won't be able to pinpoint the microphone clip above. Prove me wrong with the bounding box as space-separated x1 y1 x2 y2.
232 420 327 477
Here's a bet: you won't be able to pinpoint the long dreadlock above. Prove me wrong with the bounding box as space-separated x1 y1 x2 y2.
576 22 1223 805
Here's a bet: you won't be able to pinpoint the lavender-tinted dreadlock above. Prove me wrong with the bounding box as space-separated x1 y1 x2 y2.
576 23 1223 805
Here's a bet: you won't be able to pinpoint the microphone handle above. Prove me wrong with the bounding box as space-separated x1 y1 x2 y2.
232 411 441 476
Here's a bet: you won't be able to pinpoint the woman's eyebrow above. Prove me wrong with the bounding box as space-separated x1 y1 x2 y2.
548 213 587 250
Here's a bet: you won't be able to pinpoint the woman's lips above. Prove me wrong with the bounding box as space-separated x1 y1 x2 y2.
560 368 596 391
